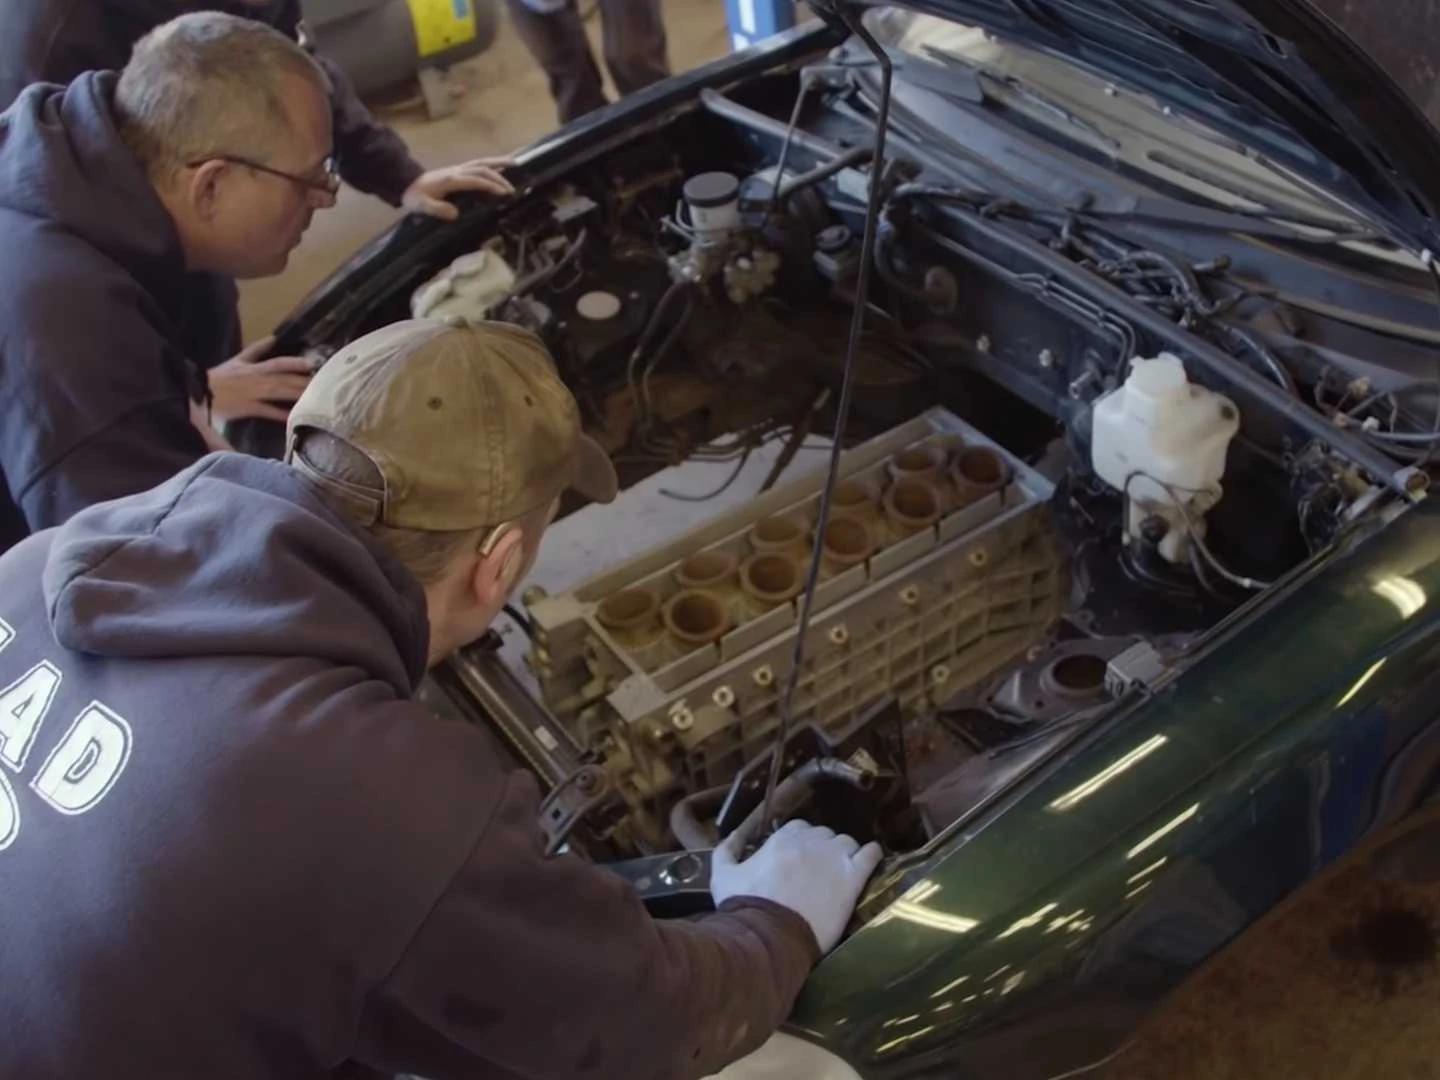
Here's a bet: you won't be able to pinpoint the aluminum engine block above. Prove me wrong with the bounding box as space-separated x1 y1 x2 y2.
522 409 1067 848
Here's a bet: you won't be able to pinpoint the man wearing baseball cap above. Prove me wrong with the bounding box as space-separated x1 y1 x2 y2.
0 317 882 1079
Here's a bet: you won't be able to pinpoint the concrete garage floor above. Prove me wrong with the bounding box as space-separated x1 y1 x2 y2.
241 4 1440 1076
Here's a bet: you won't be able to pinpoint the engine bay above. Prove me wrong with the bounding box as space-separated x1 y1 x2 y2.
322 21 1435 898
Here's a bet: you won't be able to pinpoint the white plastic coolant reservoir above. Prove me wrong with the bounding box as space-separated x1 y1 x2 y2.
1091 352 1241 564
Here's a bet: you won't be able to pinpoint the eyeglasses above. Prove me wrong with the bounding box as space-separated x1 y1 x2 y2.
187 153 341 196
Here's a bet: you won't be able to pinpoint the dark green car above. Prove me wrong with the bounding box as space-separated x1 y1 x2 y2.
257 1 1440 1075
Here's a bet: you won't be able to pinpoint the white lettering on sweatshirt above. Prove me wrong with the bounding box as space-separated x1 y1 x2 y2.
0 620 132 846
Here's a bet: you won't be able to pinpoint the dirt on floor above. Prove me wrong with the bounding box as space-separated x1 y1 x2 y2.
1106 814 1440 1080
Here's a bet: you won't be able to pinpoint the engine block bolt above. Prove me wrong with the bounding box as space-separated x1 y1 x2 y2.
713 685 736 709
828 624 850 646
969 548 990 567
900 585 921 606
753 665 774 687
930 664 951 686
672 709 694 732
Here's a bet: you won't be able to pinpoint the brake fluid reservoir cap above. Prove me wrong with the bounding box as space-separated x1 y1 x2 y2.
683 171 740 208
1126 353 1188 402
576 291 622 321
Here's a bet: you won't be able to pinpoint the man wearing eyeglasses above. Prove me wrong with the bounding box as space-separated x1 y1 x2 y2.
0 14 374 553
0 0 516 450
0 0 513 224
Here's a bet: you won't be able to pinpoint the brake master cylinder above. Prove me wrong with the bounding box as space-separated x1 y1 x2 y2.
1090 352 1240 564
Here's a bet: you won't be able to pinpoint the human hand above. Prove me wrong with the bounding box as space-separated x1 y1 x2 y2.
402 157 517 221
207 335 314 424
711 819 883 954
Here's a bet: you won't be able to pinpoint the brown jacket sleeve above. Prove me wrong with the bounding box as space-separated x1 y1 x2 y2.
269 0 425 205
350 771 821 1080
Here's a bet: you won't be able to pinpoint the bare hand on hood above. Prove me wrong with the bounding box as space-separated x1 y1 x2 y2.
206 335 314 424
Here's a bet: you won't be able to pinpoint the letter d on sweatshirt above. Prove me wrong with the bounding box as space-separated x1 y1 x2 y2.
32 702 132 815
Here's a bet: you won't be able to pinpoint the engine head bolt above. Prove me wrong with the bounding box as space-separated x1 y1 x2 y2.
900 585 922 606
753 664 774 687
672 709 694 732
828 624 850 646
968 548 989 568
930 664 951 686
713 685 736 709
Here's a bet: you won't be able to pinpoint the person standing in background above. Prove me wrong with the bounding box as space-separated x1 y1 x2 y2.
505 0 671 124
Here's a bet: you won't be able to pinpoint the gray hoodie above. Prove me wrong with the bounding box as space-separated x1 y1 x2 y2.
0 452 817 1079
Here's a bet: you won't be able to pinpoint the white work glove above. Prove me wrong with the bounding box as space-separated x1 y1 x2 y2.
711 819 883 954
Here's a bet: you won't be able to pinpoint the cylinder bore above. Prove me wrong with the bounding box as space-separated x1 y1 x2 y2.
750 515 807 554
1047 653 1110 697
597 587 659 631
822 516 874 569
663 590 730 645
884 477 942 531
676 550 736 590
833 479 877 512
741 553 803 604
953 446 1009 503
889 443 946 482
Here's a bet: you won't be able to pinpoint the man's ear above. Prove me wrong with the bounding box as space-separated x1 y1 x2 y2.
185 160 229 223
470 526 526 608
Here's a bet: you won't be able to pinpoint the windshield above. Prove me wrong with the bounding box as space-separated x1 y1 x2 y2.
861 7 1423 271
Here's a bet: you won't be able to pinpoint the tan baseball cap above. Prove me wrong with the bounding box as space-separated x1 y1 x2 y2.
284 317 618 531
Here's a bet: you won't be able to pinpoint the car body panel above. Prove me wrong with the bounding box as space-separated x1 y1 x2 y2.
266 7 1440 1078
790 497 1440 1074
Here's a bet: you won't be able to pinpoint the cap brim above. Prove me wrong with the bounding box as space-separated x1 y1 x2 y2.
572 433 619 504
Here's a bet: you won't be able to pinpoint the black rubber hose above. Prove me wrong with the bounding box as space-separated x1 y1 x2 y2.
775 146 874 203
669 785 730 851
1217 323 1299 397
731 758 875 854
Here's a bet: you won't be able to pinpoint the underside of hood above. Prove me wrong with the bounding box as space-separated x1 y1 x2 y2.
851 0 1440 251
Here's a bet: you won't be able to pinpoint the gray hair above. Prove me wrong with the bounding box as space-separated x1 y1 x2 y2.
116 12 330 182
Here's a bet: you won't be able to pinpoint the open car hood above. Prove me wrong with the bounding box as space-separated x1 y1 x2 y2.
854 0 1440 251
